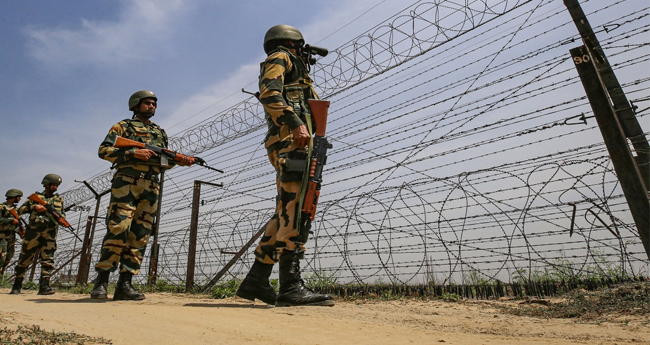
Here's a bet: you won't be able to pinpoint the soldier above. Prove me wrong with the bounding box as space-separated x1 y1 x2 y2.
0 189 24 277
235 25 334 307
90 90 194 301
10 174 66 295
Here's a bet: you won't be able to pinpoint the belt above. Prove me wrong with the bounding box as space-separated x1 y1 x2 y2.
116 168 160 182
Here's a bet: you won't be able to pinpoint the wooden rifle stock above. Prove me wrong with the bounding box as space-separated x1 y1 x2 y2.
113 136 186 163
27 193 73 228
112 135 224 173
302 100 332 220
8 208 26 238
308 99 329 137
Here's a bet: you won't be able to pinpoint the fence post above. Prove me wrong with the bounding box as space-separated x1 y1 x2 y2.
148 171 165 286
186 180 223 292
75 180 110 285
570 45 650 259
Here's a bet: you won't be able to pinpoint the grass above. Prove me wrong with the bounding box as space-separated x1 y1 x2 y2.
497 281 650 323
0 325 112 345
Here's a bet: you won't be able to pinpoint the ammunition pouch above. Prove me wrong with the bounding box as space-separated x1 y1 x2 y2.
279 151 307 183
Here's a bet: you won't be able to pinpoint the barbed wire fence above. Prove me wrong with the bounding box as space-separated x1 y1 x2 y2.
36 0 649 297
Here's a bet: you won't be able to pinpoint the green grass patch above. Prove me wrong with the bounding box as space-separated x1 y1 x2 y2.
0 325 112 344
497 281 650 322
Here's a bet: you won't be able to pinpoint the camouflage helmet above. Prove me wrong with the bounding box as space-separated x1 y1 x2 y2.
41 173 62 186
128 90 157 110
264 24 305 54
5 189 23 198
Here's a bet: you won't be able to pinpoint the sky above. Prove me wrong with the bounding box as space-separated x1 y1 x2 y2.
0 0 406 198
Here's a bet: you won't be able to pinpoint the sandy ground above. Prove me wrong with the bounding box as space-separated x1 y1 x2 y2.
0 288 648 345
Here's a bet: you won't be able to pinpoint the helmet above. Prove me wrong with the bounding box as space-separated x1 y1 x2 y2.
264 25 305 54
128 90 157 111
41 174 62 186
5 189 23 198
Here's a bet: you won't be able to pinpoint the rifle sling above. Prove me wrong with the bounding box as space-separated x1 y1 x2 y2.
296 112 314 237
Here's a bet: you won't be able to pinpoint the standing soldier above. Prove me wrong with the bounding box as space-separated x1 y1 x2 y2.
235 25 334 307
10 174 66 295
90 90 194 301
0 189 24 276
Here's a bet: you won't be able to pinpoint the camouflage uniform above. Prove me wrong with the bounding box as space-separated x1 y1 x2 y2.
13 192 64 280
96 118 174 275
0 202 19 274
254 46 319 264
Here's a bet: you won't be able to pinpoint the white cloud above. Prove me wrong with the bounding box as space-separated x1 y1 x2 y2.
25 0 187 68
162 62 261 134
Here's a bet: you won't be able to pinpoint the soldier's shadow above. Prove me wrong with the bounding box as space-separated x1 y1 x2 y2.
27 298 113 304
184 303 273 309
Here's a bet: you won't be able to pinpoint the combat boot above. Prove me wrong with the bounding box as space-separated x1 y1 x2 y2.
113 271 145 301
90 271 110 299
236 260 276 305
9 278 23 295
37 277 55 295
275 251 334 307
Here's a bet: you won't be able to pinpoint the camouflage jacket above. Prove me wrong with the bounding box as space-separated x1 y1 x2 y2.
98 118 174 175
18 192 65 228
0 202 19 233
259 47 319 150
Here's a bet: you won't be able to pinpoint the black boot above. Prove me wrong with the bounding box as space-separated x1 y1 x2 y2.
90 271 110 299
113 271 145 301
9 278 23 295
275 251 334 307
236 260 276 305
37 277 55 295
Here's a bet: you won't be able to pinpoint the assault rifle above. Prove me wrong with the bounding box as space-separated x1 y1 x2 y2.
301 99 333 221
7 208 26 239
27 193 82 242
110 135 223 173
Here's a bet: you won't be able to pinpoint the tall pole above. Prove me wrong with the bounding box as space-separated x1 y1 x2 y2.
565 0 650 260
564 0 650 188
186 180 223 292
570 46 650 259
186 181 201 292
148 171 165 286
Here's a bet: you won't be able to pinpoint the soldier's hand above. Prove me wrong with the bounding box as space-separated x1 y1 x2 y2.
177 155 195 166
34 205 47 213
11 219 19 225
292 125 310 148
133 148 157 161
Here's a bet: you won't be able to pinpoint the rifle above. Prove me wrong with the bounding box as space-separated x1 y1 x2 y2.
110 135 223 173
301 99 333 221
8 208 26 239
27 193 82 242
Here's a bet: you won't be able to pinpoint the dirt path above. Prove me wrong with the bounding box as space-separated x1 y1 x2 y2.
0 288 647 345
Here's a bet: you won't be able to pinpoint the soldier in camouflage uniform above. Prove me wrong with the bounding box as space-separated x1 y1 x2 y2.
90 90 194 301
10 174 66 295
235 25 334 307
0 189 24 277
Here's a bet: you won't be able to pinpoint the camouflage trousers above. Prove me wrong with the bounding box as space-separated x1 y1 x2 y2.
95 172 159 275
14 225 57 280
0 231 16 274
254 145 311 264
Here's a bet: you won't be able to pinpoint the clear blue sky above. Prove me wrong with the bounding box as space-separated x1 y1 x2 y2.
0 0 398 197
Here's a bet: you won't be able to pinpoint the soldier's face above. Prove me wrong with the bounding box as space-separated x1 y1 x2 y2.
138 98 157 117
46 184 59 192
